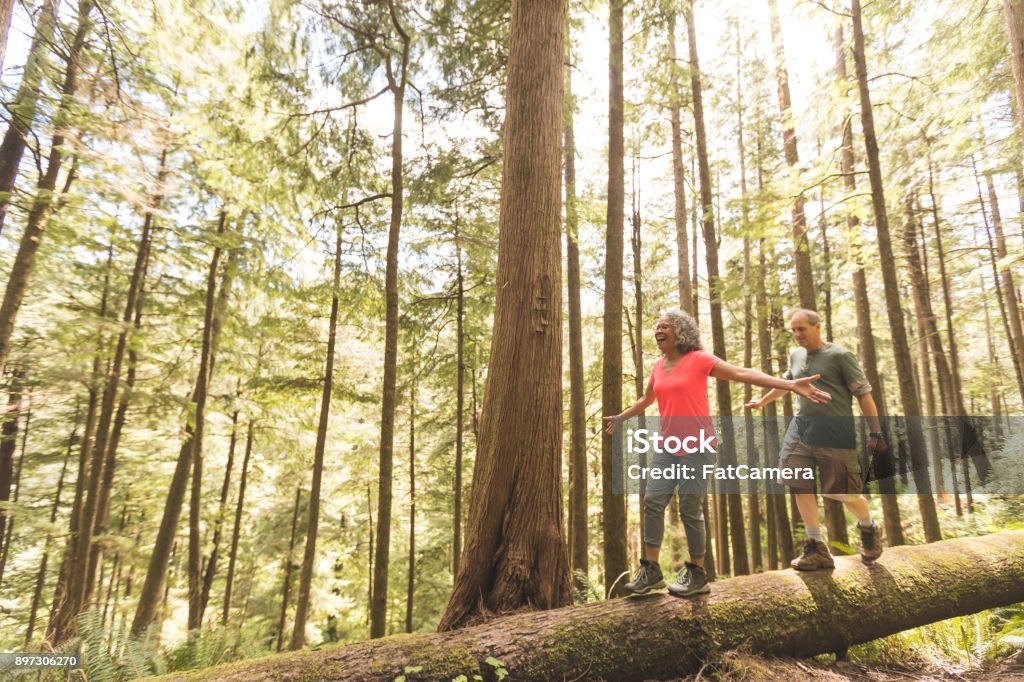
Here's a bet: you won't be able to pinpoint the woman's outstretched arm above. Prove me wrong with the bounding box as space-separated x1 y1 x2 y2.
710 361 831 405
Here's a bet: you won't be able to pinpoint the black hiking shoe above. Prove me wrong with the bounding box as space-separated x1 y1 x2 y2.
623 559 665 595
667 561 710 597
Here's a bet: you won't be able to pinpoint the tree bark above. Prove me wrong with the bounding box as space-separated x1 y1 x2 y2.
564 15 588 591
601 0 628 597
370 1 410 638
687 0 747 577
0 0 92 381
290 227 343 649
222 419 253 625
850 0 940 542
438 0 570 630
767 0 815 310
166 531 1024 682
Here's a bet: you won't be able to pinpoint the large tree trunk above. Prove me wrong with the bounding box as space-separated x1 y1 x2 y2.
438 0 570 630
370 1 410 638
0 0 92 381
766 0 815 310
687 0 747 577
601 0 628 597
850 0 940 542
0 0 59 238
166 531 1024 682
290 227 343 649
564 15 588 592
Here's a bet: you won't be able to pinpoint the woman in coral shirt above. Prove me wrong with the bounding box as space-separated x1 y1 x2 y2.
604 307 829 597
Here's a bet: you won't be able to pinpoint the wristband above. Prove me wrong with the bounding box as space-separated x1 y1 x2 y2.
869 432 883 438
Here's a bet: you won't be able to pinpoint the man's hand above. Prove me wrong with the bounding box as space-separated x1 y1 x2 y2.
745 398 763 410
868 433 888 456
790 374 831 404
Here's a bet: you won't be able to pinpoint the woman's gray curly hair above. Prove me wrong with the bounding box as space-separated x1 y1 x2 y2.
659 307 702 355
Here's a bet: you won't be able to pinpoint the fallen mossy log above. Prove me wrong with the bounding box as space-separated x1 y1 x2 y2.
160 531 1024 681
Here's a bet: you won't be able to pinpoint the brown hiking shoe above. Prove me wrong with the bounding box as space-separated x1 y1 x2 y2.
790 539 835 571
859 521 883 563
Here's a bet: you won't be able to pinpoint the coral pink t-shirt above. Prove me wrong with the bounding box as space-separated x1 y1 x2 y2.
648 350 721 455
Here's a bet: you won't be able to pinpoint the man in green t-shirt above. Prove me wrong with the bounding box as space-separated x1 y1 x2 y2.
747 309 886 569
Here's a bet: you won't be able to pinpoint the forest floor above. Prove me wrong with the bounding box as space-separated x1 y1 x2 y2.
668 648 1024 681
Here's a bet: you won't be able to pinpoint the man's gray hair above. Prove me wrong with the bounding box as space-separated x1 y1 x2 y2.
791 308 821 326
659 307 702 355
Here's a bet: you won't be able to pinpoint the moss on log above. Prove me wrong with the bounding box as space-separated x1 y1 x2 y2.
156 531 1024 682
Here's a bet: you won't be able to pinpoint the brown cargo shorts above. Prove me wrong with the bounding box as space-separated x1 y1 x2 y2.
779 438 862 496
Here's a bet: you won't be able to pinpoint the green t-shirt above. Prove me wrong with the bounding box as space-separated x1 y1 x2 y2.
783 342 871 449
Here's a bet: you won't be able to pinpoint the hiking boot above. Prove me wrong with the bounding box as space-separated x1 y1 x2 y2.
623 559 665 595
858 521 883 563
667 561 710 597
790 539 835 571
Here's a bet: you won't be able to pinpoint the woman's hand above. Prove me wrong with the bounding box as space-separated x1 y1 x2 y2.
744 398 764 410
603 415 623 435
790 374 831 404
